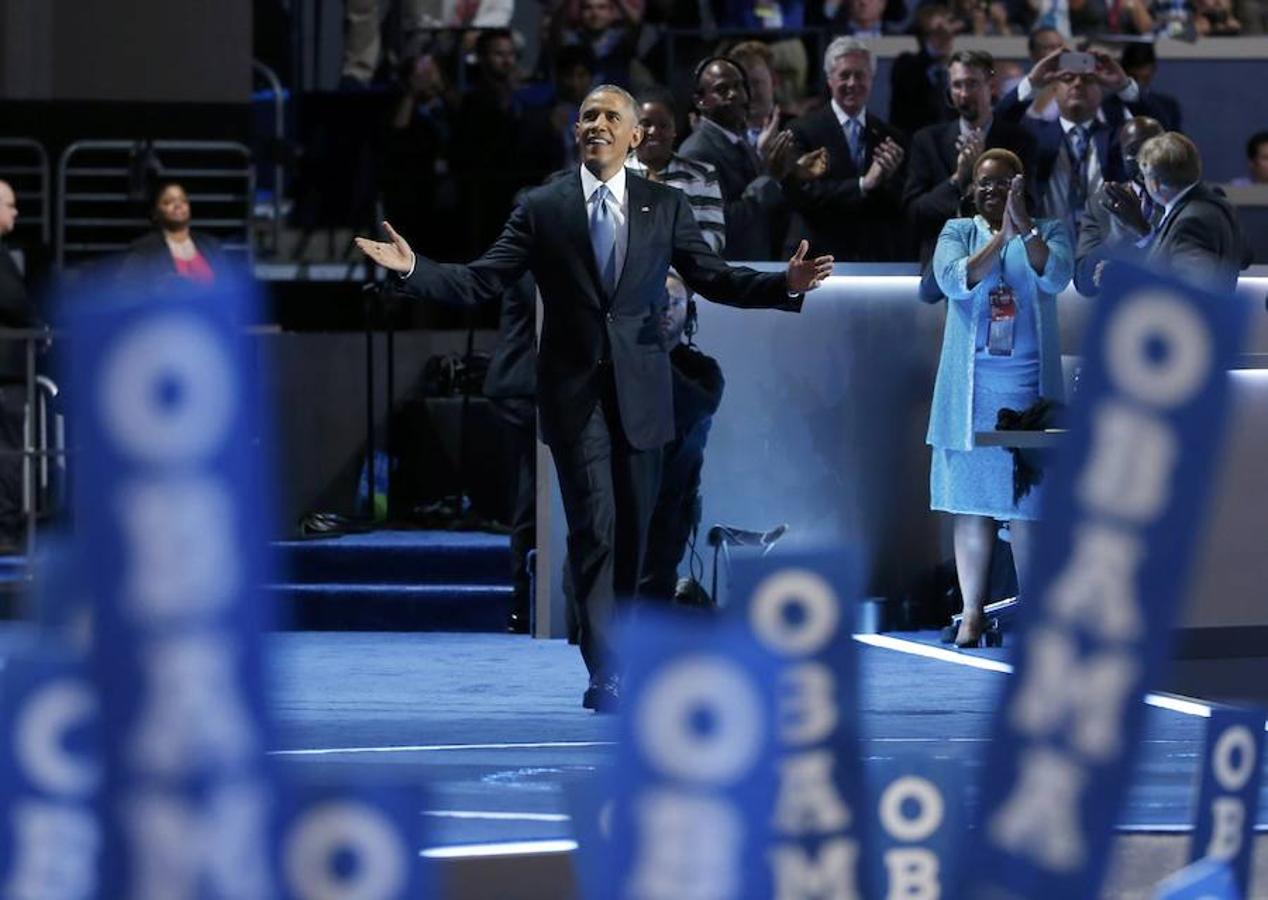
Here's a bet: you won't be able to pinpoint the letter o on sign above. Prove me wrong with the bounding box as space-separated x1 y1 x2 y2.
99 315 236 464
1212 725 1258 792
284 802 408 900
749 570 840 657
636 657 764 786
879 776 944 843
1105 292 1212 410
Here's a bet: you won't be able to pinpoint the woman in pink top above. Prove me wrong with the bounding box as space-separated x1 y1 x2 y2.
121 182 223 285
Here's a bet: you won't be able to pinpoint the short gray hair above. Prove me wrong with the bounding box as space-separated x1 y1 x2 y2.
1138 132 1201 189
823 36 876 76
583 84 639 120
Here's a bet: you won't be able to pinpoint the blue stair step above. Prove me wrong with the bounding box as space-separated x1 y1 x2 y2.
270 582 514 632
273 530 511 586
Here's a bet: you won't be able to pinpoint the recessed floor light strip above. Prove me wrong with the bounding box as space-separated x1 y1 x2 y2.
270 740 614 757
854 633 1235 724
421 839 578 859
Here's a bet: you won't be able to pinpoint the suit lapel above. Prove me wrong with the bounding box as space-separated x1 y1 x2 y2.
613 174 651 303
938 121 959 172
820 110 854 177
560 172 605 306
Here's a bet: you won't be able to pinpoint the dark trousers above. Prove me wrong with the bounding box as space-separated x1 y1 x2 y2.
639 416 712 601
550 391 661 680
494 405 535 623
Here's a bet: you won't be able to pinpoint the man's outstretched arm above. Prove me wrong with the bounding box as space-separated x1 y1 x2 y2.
355 204 533 306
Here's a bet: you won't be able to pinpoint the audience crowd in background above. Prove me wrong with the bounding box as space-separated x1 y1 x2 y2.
339 0 1265 269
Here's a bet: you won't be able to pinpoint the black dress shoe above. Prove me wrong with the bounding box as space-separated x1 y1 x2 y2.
582 675 620 714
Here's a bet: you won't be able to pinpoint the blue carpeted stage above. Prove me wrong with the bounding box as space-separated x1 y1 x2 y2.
266 630 1267 850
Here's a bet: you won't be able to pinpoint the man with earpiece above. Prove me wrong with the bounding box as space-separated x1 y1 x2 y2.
904 50 1037 266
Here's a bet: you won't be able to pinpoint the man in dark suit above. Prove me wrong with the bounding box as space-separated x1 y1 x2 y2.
787 36 909 262
996 47 1160 243
1120 43 1183 132
1073 116 1165 296
889 5 957 138
679 57 821 261
904 49 1037 263
1138 132 1249 294
0 182 40 550
356 85 833 710
483 272 539 634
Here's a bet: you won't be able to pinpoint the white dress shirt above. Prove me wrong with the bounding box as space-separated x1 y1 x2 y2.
1044 114 1106 224
580 163 630 287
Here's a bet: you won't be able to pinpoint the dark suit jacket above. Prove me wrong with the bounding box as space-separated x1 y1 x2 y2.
1146 183 1249 294
0 242 38 383
889 49 955 139
403 170 799 450
483 271 538 429
1072 182 1161 296
679 120 784 261
902 117 1038 262
119 230 225 282
786 105 911 261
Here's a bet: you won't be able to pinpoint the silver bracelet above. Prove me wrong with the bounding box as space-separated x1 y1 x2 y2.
1022 226 1041 244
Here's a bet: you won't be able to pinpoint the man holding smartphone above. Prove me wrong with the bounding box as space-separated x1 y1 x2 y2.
995 47 1162 242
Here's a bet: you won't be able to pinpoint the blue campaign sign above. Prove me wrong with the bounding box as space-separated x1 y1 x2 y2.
65 273 282 896
726 548 870 899
281 782 429 900
1155 858 1241 900
565 773 615 900
0 649 101 900
1190 708 1266 896
609 611 779 900
961 262 1248 899
867 757 965 900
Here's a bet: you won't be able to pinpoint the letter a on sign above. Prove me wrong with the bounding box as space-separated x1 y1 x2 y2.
961 263 1247 900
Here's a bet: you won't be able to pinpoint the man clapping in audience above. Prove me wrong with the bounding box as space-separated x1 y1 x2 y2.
1073 115 1164 295
787 37 909 261
681 57 828 261
904 50 1036 263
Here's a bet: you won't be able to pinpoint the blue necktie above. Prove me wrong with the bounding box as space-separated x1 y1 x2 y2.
845 118 865 171
590 184 617 295
1068 124 1091 224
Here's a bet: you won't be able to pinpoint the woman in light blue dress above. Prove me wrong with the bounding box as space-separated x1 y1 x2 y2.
928 148 1073 646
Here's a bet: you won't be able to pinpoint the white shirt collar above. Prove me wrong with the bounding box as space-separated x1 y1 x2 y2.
960 116 992 136
1059 111 1105 134
698 115 744 145
1162 181 1199 219
830 99 867 130
580 162 627 206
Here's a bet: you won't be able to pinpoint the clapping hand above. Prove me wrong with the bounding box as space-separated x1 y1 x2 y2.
354 221 415 273
755 106 782 161
763 130 798 180
786 239 834 293
792 147 829 182
862 137 904 192
1101 182 1150 235
953 129 986 187
1004 174 1031 240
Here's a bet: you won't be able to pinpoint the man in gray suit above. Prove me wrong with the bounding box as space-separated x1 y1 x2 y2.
1138 132 1249 294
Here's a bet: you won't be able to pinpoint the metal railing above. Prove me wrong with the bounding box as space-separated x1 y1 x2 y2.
0 139 52 248
253 60 288 255
55 140 256 269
